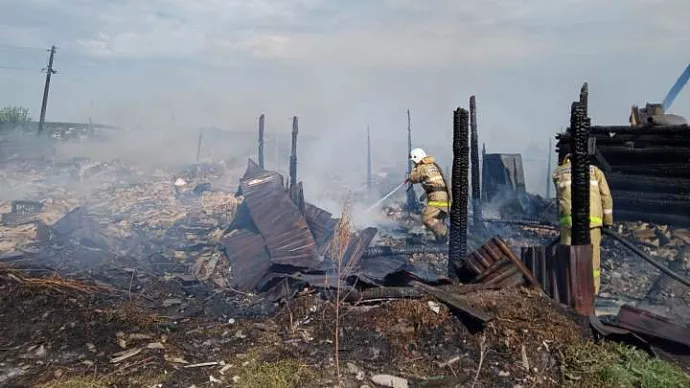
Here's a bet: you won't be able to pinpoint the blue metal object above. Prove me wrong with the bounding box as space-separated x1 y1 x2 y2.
662 63 690 111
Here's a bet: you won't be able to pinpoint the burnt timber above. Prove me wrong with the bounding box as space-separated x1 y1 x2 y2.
556 124 690 226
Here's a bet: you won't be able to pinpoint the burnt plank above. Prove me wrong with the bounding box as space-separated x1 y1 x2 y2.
616 304 690 348
411 281 494 323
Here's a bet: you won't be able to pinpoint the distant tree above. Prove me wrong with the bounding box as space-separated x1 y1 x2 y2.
0 106 31 125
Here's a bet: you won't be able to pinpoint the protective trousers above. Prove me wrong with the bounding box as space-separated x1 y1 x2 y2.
422 206 448 238
560 226 602 295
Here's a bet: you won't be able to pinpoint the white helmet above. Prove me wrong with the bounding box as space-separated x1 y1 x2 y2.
409 148 427 164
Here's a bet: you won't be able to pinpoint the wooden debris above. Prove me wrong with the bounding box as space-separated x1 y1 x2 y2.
410 281 494 323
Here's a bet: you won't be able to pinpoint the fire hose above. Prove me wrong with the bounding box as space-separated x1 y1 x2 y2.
362 244 447 258
363 183 405 213
602 228 690 288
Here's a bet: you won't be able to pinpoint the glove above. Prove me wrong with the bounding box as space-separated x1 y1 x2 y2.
404 178 410 184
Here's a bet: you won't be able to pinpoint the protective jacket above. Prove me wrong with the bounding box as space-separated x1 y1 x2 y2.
552 157 613 228
409 156 450 208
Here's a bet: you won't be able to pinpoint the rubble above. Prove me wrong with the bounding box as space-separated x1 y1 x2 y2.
1 151 690 387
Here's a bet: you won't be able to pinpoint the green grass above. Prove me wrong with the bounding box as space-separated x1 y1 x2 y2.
561 341 690 388
235 359 312 388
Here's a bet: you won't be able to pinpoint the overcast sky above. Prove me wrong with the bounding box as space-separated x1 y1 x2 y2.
0 0 689 194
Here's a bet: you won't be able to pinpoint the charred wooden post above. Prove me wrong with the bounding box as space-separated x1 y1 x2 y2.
196 130 203 162
258 113 265 169
546 137 553 198
367 125 373 191
554 93 594 316
571 101 590 245
469 95 482 225
449 107 470 280
481 143 487 202
405 109 418 211
289 116 298 189
579 82 588 116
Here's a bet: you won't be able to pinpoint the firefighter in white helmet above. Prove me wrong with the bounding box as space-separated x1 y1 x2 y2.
405 148 451 243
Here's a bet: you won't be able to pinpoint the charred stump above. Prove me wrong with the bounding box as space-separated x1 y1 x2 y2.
469 96 482 225
449 107 470 280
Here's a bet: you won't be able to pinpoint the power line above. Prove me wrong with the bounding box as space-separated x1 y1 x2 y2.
0 44 47 51
0 65 40 72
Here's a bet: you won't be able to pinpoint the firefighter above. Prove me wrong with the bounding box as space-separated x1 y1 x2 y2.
405 148 450 243
552 153 613 295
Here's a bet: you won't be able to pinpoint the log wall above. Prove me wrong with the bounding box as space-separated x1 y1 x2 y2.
556 124 690 226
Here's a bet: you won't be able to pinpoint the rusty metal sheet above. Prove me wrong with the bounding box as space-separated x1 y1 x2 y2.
465 236 540 288
616 305 690 348
492 238 541 288
548 244 595 316
521 246 561 300
221 230 272 292
239 163 320 268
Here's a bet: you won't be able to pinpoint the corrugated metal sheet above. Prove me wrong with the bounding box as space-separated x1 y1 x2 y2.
464 236 540 288
520 244 594 315
304 203 337 250
239 162 320 268
221 230 271 292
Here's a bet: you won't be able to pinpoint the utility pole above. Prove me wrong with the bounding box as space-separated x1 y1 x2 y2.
367 125 373 191
38 45 57 135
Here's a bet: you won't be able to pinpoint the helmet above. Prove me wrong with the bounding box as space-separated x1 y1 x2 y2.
409 148 427 164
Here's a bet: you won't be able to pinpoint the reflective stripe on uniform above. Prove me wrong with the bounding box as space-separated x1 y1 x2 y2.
590 180 598 186
594 269 601 278
559 215 603 226
603 209 613 214
428 201 450 207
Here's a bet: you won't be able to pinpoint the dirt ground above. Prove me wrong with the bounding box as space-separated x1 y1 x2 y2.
0 266 602 388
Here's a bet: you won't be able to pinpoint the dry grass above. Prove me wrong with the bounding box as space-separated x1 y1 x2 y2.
327 198 360 386
35 370 169 388
0 264 115 294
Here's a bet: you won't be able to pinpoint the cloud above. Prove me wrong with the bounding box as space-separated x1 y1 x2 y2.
0 0 689 198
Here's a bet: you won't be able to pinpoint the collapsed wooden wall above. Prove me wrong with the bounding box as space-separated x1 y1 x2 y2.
556 124 690 226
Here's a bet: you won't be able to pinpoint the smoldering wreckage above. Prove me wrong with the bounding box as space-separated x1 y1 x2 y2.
1 90 690 388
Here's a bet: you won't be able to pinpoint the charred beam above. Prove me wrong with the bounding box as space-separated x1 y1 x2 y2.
469 96 482 224
195 130 203 162
579 82 588 117
405 109 418 211
570 101 590 245
258 113 265 169
289 116 298 189
607 173 690 194
450 107 470 279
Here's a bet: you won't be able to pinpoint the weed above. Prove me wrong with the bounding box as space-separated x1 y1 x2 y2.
560 341 690 388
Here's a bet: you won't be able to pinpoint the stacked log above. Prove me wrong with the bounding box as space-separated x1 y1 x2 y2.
556 124 690 226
